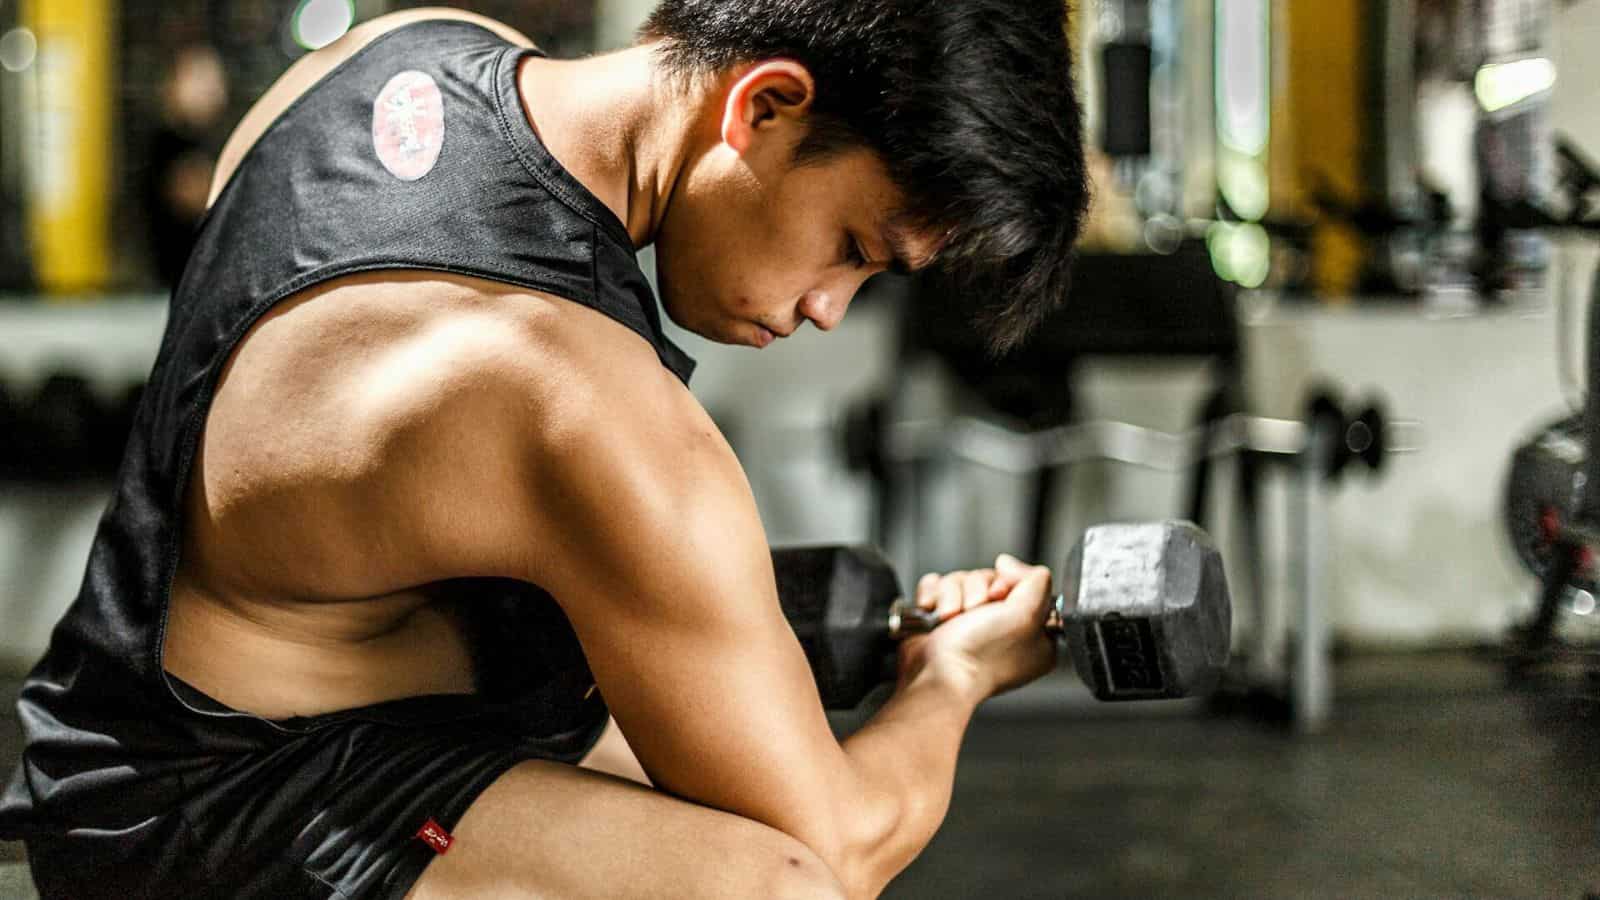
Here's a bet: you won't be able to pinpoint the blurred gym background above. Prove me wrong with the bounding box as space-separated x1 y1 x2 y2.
1 0 1599 897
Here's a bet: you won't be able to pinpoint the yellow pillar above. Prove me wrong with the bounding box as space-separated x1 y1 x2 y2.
23 0 114 296
1281 0 1365 300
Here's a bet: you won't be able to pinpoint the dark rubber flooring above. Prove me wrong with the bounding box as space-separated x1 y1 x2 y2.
2 653 1596 899
888 655 1599 899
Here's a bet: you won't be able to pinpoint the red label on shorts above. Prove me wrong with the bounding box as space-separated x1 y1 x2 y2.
416 818 455 854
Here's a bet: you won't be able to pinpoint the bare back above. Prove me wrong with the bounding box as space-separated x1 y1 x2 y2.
161 9 635 720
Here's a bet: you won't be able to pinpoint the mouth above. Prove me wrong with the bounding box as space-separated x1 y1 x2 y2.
751 324 783 348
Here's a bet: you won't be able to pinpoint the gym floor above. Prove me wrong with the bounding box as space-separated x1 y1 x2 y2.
0 653 1595 899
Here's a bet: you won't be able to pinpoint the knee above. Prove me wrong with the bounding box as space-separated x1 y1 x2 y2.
762 834 849 900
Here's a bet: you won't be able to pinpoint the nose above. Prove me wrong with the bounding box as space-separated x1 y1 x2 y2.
798 288 850 332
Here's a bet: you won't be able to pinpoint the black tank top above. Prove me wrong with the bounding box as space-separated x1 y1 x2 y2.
0 19 694 838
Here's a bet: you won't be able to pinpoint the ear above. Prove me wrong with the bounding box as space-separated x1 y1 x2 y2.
720 60 816 156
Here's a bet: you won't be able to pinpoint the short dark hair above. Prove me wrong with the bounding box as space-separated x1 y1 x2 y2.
640 0 1091 357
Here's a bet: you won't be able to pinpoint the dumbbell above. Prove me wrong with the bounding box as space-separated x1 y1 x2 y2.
772 520 1232 710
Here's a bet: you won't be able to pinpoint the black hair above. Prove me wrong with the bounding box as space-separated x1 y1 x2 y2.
640 0 1091 357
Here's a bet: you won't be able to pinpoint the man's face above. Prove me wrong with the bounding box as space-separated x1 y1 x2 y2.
650 60 937 348
654 145 925 348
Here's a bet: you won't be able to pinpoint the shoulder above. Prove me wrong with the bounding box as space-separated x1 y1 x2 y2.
357 278 739 584
499 298 751 590
341 274 694 455
499 295 735 521
209 8 539 207
363 7 539 48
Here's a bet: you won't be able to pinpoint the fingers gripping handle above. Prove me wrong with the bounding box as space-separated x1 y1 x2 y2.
771 521 1230 709
886 595 1069 638
886 521 1232 702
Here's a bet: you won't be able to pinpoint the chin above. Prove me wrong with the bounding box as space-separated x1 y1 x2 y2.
698 321 748 347
657 288 728 343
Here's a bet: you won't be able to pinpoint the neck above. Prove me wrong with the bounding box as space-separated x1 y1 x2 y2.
516 44 697 248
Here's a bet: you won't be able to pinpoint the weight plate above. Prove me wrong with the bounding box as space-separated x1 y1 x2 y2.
1503 414 1597 593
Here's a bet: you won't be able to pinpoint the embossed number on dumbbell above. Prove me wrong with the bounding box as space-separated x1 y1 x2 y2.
1094 615 1165 694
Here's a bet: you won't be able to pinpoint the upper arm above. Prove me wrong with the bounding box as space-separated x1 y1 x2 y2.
514 353 892 874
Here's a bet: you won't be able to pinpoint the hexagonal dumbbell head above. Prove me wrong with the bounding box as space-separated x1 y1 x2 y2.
771 544 902 710
1058 521 1232 701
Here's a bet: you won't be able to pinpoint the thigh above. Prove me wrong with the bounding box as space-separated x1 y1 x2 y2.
403 760 845 900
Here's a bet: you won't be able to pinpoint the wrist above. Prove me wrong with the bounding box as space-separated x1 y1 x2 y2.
897 653 989 708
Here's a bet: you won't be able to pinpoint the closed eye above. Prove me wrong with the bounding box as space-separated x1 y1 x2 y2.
843 233 868 268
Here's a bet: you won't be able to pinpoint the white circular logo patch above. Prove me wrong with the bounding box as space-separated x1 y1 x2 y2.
372 70 445 182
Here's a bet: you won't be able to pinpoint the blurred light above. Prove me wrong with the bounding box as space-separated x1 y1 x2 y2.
1143 214 1185 255
1218 151 1269 222
1134 171 1177 219
1206 221 1270 289
0 27 37 73
1215 0 1270 157
1573 590 1596 616
292 0 354 51
1474 58 1556 114
1206 222 1235 282
1230 223 1270 288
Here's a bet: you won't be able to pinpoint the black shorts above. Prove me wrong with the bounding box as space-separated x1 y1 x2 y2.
12 579 608 900
22 675 607 900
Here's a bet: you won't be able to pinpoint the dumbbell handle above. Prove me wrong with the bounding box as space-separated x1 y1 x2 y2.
887 595 1069 639
773 523 1230 708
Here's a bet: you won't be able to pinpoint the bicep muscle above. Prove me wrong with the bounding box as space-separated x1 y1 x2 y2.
526 387 867 867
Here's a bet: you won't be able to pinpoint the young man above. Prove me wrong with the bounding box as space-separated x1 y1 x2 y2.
0 2 1090 897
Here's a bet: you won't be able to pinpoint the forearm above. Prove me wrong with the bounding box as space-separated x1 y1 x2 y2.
834 661 984 899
